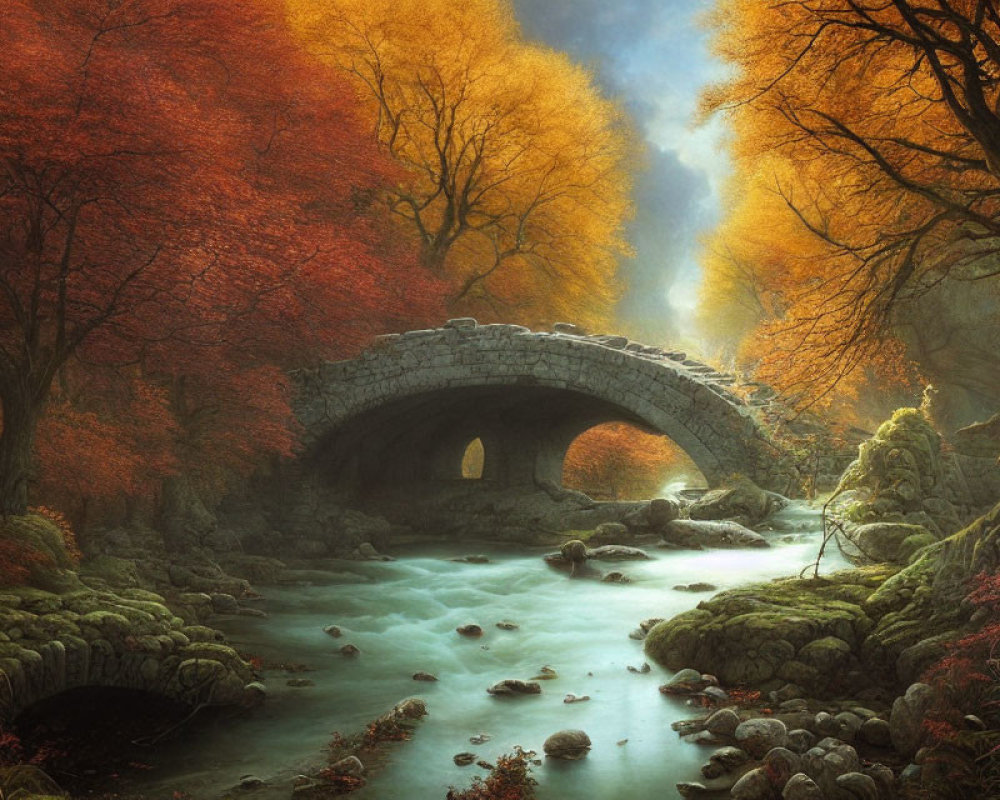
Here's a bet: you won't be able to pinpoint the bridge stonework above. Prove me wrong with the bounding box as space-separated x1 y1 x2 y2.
294 320 792 497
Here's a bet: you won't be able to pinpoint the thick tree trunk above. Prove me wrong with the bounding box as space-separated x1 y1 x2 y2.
0 394 39 516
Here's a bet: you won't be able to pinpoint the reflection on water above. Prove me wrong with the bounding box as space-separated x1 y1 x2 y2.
133 502 848 799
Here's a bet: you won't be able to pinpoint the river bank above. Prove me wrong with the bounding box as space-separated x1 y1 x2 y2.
93 503 847 799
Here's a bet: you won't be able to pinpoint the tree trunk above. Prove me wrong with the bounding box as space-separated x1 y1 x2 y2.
0 394 39 516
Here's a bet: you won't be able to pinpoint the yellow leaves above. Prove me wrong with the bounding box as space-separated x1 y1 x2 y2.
285 0 634 331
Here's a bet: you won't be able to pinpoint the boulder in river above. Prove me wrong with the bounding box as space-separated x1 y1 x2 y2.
340 644 360 657
543 729 591 759
586 545 650 561
487 679 541 696
560 539 588 563
664 519 769 549
456 624 483 637
688 477 782 526
412 671 438 682
674 582 718 592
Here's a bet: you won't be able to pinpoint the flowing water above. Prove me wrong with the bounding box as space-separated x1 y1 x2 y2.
129 502 849 800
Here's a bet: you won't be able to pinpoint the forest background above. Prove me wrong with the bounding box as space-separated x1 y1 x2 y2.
1 0 998 524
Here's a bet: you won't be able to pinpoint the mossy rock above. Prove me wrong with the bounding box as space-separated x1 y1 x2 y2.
837 408 965 536
688 476 774 525
79 555 140 589
860 500 1000 679
851 522 931 564
898 532 939 563
644 568 894 694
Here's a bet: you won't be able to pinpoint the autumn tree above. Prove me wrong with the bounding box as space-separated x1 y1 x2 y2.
700 0 1000 408
0 0 443 517
287 0 634 329
562 423 698 500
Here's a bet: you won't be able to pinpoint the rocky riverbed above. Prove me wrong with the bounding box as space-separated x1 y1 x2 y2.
95 503 848 800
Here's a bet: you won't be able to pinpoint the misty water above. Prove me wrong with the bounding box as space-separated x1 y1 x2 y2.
132 502 850 800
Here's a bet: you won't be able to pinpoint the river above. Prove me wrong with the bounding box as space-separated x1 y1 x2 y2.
128 502 849 799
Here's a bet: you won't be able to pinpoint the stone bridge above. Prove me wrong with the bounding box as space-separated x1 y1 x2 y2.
294 320 789 497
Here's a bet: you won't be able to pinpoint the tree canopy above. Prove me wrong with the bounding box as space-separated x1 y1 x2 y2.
699 0 1000 410
288 0 635 330
0 0 444 515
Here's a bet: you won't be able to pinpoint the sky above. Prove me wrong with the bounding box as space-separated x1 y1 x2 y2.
510 0 729 346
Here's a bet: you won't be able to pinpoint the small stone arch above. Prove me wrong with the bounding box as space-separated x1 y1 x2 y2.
294 321 782 499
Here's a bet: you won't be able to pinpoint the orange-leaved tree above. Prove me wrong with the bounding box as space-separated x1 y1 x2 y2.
562 423 698 500
699 0 999 409
0 0 445 516
286 0 635 330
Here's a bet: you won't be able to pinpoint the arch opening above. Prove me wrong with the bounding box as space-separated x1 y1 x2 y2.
562 421 707 501
460 437 485 479
12 687 193 794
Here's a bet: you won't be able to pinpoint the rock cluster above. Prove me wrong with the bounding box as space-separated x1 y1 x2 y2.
0 584 257 717
673 693 897 800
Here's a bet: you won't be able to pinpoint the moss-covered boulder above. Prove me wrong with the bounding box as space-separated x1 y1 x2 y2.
644 567 894 695
861 500 1000 683
688 476 781 526
848 522 934 564
646 501 1000 696
837 408 962 535
0 517 258 721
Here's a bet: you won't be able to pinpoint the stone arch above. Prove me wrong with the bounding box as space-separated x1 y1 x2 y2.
294 321 781 498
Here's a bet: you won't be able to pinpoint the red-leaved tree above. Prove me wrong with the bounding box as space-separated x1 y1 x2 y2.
0 0 444 516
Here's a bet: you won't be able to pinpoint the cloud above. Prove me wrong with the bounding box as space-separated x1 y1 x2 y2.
511 0 726 347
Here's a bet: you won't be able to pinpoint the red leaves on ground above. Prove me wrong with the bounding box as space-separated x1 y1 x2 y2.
446 749 537 800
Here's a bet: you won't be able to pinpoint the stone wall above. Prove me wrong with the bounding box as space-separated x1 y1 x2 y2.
293 319 790 497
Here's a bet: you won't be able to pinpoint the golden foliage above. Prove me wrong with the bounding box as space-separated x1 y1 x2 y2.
287 0 635 329
699 0 999 410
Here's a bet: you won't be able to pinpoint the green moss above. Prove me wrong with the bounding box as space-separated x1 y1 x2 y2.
899 533 939 563
644 568 895 692
0 516 75 569
79 556 140 589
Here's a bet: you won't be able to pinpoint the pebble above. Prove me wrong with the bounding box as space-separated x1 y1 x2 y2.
495 620 519 630
532 666 558 680
563 694 590 704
